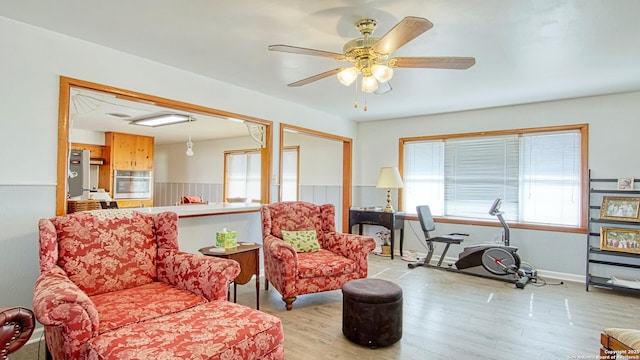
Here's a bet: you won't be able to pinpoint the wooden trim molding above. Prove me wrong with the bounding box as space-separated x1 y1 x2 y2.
279 123 353 230
56 76 273 215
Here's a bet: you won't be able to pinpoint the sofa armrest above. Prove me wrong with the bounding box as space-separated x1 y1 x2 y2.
0 307 35 356
264 235 298 262
263 235 298 288
33 266 99 340
323 232 376 276
157 249 241 301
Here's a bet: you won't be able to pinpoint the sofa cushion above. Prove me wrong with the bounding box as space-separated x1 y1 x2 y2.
90 282 207 334
52 210 157 296
297 249 357 278
604 328 640 350
282 230 321 253
87 301 284 359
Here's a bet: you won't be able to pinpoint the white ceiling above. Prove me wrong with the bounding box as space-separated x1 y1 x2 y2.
68 87 252 145
2 0 640 128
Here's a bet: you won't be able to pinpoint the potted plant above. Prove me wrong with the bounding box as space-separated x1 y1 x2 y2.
376 229 392 256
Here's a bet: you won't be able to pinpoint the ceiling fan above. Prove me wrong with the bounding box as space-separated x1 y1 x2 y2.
269 16 475 110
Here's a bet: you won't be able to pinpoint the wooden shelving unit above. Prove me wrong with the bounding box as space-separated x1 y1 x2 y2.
586 171 640 293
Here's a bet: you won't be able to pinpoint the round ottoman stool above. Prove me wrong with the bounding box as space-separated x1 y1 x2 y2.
342 278 403 348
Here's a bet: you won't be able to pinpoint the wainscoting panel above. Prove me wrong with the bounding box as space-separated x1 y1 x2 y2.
299 185 343 232
154 182 222 207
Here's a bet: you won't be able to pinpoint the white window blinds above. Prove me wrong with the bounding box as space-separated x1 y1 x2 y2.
281 148 299 201
403 129 582 226
226 151 261 202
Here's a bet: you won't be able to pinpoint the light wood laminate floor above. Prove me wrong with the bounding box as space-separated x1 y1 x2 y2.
13 255 640 359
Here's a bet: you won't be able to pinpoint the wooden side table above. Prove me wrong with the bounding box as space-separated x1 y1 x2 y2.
348 209 405 259
199 243 262 309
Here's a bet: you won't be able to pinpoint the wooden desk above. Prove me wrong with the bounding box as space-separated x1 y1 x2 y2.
199 243 262 309
348 209 405 259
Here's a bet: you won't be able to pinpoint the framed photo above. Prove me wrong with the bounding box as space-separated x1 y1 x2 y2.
617 177 635 191
600 197 640 222
600 227 640 254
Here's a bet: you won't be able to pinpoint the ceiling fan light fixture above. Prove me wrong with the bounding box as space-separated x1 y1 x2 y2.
337 67 358 86
361 75 379 93
372 64 393 83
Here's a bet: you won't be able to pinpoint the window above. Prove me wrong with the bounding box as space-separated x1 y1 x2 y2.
224 149 261 202
400 125 586 227
281 146 299 201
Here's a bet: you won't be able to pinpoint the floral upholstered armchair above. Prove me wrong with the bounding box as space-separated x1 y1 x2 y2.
261 202 376 310
34 209 284 359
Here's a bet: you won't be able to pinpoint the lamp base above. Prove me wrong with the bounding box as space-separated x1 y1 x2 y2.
384 188 394 212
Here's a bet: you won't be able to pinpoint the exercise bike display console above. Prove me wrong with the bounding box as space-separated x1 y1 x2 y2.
409 198 537 289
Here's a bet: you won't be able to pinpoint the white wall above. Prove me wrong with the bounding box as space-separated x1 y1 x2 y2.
0 16 356 313
155 136 259 183
284 132 343 186
355 91 640 280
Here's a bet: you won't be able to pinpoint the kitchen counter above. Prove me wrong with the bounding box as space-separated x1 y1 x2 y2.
135 202 262 218
134 202 264 258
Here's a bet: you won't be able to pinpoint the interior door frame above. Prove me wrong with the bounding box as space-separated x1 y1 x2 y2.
279 123 352 231
56 76 272 215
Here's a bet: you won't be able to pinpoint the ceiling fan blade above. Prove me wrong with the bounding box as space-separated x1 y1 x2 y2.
389 57 476 69
287 68 343 87
372 17 433 55
268 45 345 60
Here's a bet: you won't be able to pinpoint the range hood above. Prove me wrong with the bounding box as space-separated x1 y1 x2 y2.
90 158 105 165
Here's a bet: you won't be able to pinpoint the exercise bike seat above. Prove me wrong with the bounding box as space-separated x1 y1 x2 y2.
408 206 468 269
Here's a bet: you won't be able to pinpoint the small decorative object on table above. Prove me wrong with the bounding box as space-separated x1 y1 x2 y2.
216 228 238 249
377 229 392 256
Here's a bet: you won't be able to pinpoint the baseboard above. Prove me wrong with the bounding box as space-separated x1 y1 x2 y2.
26 326 44 345
398 251 585 284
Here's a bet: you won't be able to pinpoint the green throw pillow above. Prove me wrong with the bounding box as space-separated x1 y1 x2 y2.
281 230 320 253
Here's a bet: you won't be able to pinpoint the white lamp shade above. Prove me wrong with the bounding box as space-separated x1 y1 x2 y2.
337 67 358 86
372 64 394 83
361 75 379 93
376 167 404 188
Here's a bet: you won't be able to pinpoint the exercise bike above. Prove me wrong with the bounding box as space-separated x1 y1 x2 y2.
408 198 537 289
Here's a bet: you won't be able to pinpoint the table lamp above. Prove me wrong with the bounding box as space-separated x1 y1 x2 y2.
376 167 404 212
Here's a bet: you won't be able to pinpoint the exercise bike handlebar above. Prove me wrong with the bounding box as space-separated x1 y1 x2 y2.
489 198 510 246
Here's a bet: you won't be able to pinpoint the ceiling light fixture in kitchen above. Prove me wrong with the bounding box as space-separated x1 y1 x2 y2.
130 113 191 127
186 116 195 157
185 136 194 156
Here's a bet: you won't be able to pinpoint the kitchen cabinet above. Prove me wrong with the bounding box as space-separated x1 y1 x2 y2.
116 198 153 209
107 132 154 171
70 143 105 161
99 132 154 205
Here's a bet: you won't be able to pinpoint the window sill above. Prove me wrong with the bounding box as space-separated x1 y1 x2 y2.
399 214 586 234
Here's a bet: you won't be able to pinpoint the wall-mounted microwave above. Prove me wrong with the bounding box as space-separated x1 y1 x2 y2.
113 170 152 199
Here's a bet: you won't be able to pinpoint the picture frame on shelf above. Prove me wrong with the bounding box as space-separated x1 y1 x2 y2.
600 227 640 254
600 196 640 222
617 177 635 191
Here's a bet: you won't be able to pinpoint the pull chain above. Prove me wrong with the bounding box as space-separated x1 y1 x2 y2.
364 92 368 111
354 74 359 108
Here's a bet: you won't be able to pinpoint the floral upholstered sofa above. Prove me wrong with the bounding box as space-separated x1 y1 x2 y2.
261 202 376 310
34 209 284 359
